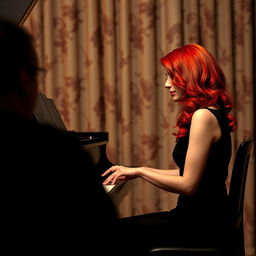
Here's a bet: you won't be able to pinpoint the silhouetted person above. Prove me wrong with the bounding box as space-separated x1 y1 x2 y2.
0 18 118 255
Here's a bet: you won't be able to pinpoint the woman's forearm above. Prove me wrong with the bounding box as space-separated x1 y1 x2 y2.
139 167 179 176
137 167 192 195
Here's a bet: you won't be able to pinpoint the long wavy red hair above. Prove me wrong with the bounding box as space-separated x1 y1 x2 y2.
160 44 236 138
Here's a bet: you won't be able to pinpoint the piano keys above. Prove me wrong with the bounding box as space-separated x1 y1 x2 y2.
104 181 130 207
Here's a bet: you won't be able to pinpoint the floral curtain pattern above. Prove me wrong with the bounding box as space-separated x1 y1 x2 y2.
24 0 255 255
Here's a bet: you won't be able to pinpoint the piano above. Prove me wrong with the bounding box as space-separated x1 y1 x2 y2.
33 93 130 207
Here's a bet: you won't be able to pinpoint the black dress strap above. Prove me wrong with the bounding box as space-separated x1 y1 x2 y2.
204 107 229 134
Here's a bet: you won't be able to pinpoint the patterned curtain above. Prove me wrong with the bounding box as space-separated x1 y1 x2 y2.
24 0 255 255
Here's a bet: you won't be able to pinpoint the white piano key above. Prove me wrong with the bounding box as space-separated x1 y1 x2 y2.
103 184 115 193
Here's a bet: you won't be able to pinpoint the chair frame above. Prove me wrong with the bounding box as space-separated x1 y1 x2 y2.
149 138 254 256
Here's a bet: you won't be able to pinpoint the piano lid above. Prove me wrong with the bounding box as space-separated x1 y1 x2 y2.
0 0 38 26
33 93 110 148
33 93 67 132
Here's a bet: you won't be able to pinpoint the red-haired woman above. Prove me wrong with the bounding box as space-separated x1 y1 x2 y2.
102 44 236 255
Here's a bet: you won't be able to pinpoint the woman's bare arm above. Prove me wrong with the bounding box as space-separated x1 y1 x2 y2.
102 109 220 195
137 109 220 195
139 167 179 176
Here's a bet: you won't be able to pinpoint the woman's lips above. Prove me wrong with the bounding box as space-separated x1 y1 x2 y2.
170 91 175 96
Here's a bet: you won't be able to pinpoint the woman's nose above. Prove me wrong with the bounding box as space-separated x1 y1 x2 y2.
165 80 172 89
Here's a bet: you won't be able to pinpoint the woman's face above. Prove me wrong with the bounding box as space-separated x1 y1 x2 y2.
164 73 185 102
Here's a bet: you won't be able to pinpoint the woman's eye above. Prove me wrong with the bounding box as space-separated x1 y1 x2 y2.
164 72 169 79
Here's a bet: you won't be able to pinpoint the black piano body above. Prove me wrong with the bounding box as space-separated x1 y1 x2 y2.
66 131 114 180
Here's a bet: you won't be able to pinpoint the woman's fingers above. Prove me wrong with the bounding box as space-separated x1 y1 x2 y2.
101 165 119 177
102 165 131 185
102 166 120 185
103 172 120 185
102 176 112 185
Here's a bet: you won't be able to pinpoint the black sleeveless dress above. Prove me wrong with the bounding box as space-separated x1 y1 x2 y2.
118 108 232 255
173 108 231 218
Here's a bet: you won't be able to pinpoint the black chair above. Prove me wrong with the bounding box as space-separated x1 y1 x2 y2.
149 138 254 256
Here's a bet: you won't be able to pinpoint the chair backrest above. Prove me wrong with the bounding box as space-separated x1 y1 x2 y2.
227 138 253 256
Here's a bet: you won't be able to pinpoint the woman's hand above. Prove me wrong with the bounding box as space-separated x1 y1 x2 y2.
102 165 139 185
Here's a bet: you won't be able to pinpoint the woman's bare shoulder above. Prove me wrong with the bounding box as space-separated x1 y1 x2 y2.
191 108 217 124
190 108 220 142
